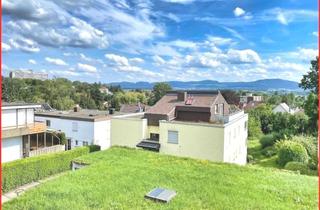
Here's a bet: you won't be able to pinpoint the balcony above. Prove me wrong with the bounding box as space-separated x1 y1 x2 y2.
211 111 245 124
2 122 47 139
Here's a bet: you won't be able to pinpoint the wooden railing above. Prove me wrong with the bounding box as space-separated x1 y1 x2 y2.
2 122 47 138
29 145 65 157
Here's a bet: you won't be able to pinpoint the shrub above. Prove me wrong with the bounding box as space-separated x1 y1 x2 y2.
284 161 309 175
276 141 309 167
248 116 263 138
261 146 276 157
260 134 275 148
291 136 318 169
247 155 254 163
88 145 101 152
2 146 92 193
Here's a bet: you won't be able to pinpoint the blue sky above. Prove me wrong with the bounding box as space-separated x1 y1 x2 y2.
2 0 318 83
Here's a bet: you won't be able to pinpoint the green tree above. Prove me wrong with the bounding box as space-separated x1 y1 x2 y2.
149 82 172 105
299 57 318 135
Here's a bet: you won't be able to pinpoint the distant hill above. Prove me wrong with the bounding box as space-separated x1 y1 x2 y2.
109 79 302 91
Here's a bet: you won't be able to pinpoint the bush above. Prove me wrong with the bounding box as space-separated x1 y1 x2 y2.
276 141 309 167
284 161 309 175
88 145 101 152
261 146 276 157
260 134 276 148
247 155 254 163
2 146 92 193
291 136 318 169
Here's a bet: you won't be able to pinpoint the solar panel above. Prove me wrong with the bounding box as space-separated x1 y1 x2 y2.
145 188 176 203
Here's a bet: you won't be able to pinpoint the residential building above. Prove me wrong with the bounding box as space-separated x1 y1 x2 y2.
99 86 113 95
239 93 263 104
111 91 248 165
35 106 112 150
272 103 301 114
9 70 48 80
120 103 149 113
2 103 63 163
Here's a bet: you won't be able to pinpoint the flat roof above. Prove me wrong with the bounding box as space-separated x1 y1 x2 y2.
35 109 119 122
2 102 42 110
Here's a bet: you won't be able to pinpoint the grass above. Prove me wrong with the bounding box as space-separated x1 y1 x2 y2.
247 138 279 168
3 147 317 210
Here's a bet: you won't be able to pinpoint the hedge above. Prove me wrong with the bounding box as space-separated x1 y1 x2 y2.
260 134 275 148
284 161 309 175
2 145 100 193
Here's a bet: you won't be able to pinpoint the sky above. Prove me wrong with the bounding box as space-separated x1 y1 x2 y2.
2 0 318 83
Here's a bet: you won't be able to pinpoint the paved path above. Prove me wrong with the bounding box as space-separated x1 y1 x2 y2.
2 172 66 204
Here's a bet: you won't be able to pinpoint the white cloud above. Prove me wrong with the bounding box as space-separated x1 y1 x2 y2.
290 48 318 61
167 13 181 22
2 42 11 52
77 63 97 73
28 59 36 64
105 54 130 66
130 58 144 64
185 53 221 68
206 36 234 46
161 0 195 4
45 57 68 66
227 49 261 64
152 55 166 65
312 31 318 37
233 7 246 17
276 12 288 25
262 8 317 25
167 40 197 49
9 37 40 53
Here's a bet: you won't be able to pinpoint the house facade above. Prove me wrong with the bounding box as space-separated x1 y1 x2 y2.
111 91 248 165
2 103 63 163
35 107 111 150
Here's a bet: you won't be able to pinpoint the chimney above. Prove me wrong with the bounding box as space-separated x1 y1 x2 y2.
177 91 187 101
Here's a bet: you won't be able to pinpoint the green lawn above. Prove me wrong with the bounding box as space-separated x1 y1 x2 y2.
3 147 317 210
247 138 279 168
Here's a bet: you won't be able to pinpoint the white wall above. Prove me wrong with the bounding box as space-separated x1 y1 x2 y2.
223 114 248 165
94 120 111 150
2 136 23 163
2 108 34 129
35 116 110 150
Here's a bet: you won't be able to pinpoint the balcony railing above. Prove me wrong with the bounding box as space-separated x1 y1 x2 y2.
29 145 65 157
2 122 47 138
211 111 245 124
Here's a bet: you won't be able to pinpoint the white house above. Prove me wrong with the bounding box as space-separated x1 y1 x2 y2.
111 91 248 165
2 103 63 163
272 103 296 114
35 107 111 150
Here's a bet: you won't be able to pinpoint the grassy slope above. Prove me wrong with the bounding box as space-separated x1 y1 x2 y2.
247 138 279 168
4 147 317 210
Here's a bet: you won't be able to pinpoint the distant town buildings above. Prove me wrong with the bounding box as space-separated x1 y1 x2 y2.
99 86 113 95
9 70 48 81
120 103 149 113
239 93 263 110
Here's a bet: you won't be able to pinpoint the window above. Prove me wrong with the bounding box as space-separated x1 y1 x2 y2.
214 104 218 114
46 120 51 127
218 104 224 115
168 131 178 144
72 122 78 132
75 140 78 146
83 141 88 146
150 133 159 141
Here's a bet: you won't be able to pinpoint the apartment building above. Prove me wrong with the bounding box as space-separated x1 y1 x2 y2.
111 91 248 165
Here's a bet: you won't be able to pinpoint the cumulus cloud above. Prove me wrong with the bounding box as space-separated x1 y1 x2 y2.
105 54 130 66
227 49 261 64
9 37 40 53
45 57 68 66
28 59 36 64
4 0 108 49
233 7 245 17
2 42 11 52
129 57 144 64
77 63 97 73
